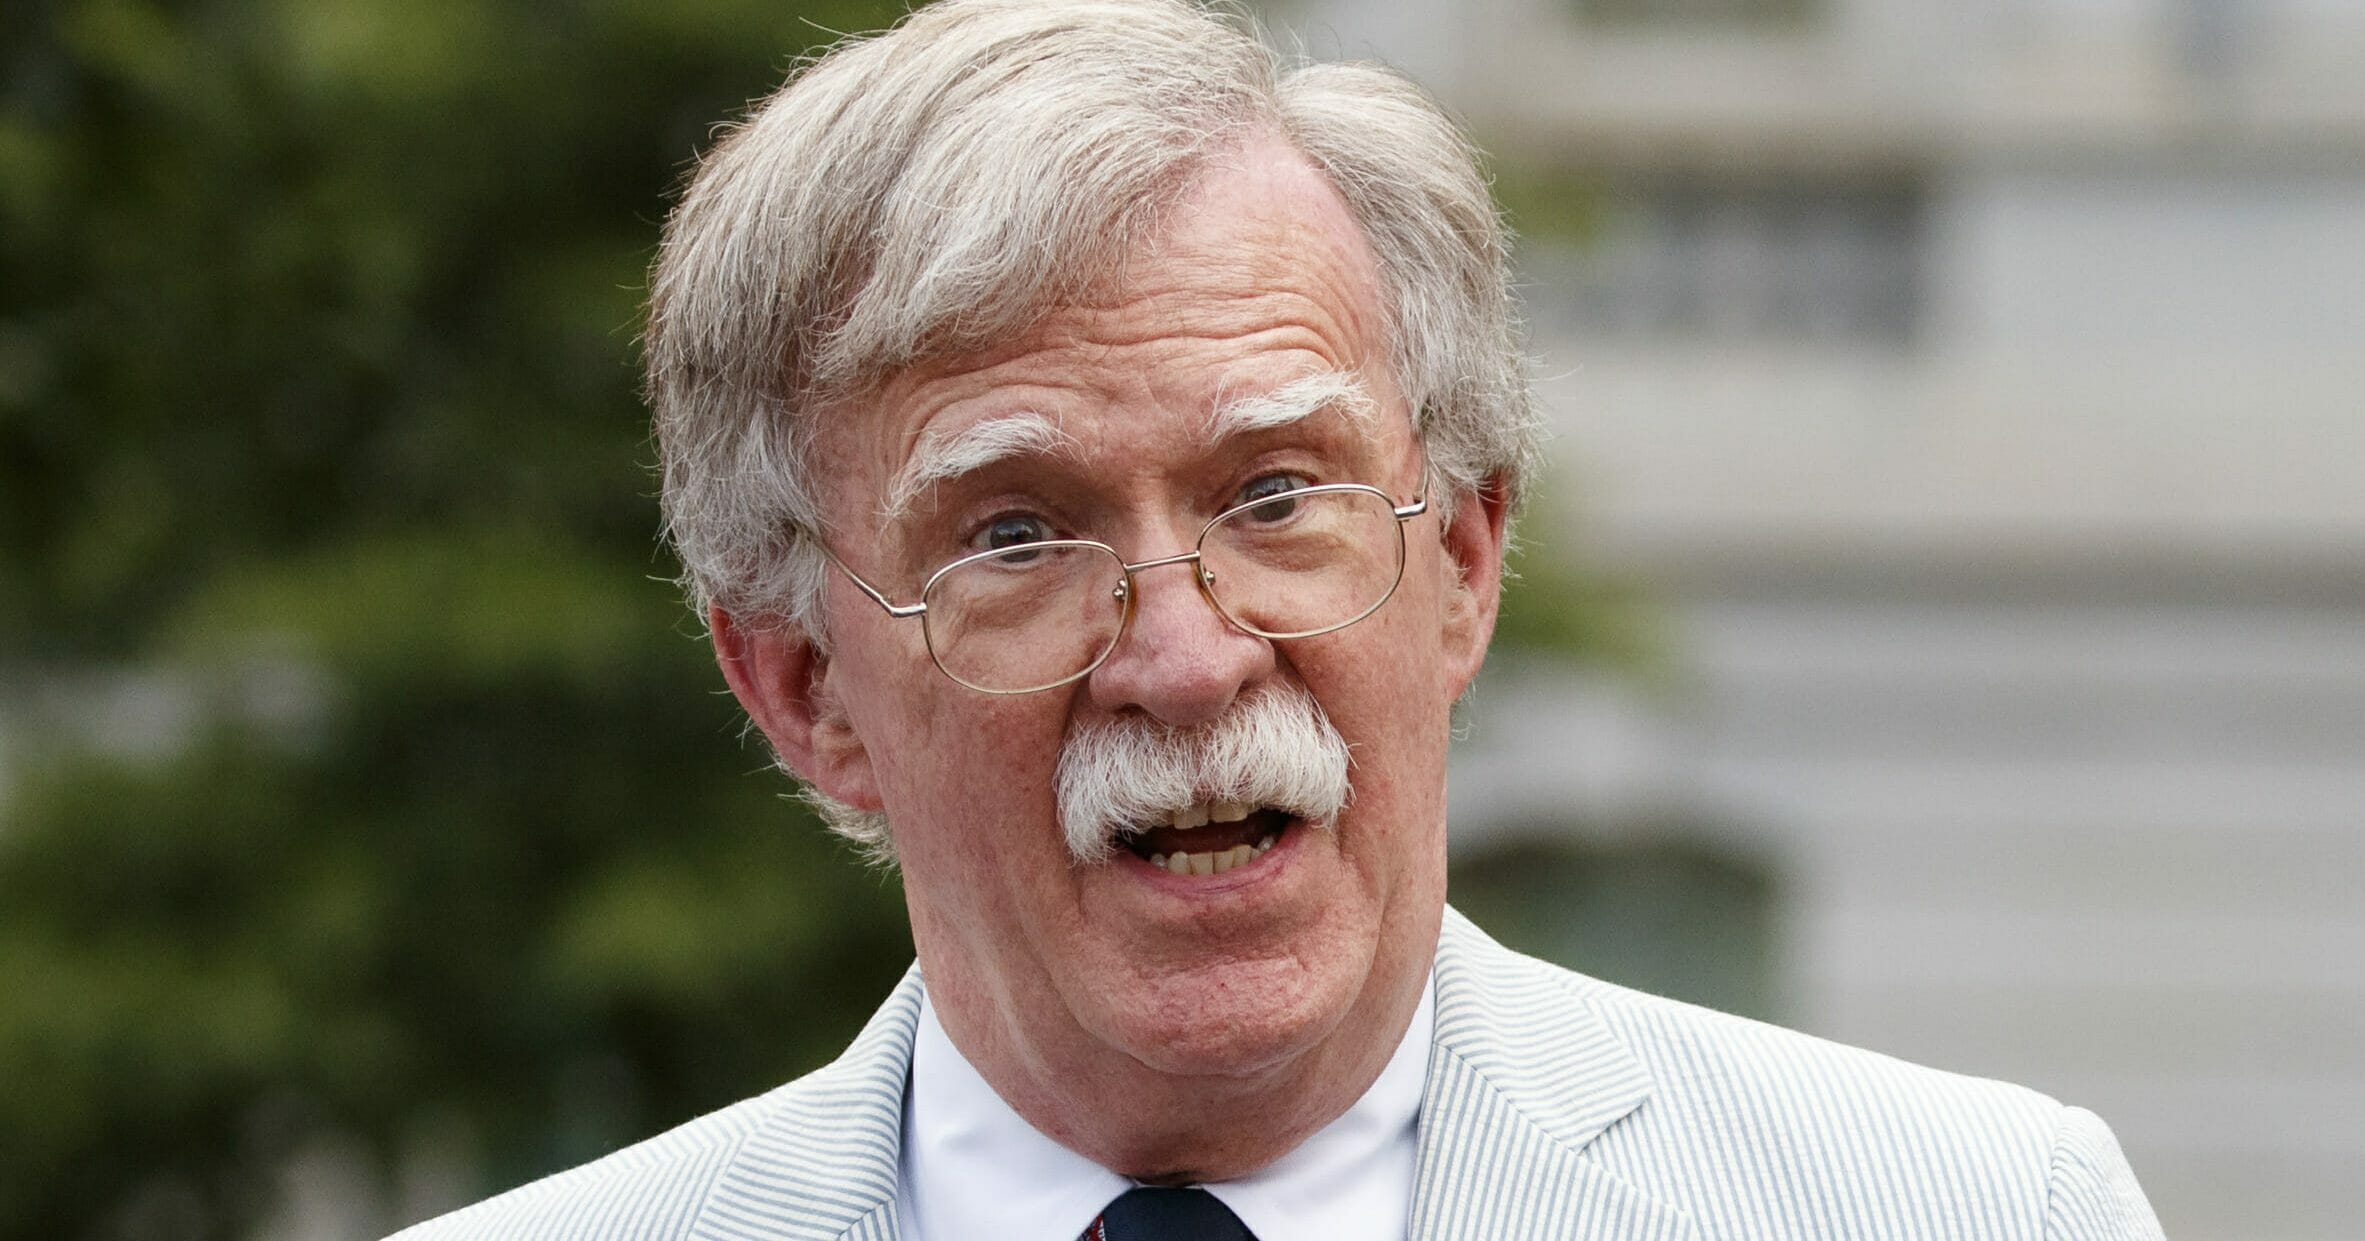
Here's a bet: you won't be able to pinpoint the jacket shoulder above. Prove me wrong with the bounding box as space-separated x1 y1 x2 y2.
1441 916 2068 1148
386 968 923 1241
1516 949 2158 1237
384 1089 775 1241
1579 959 2071 1144
1428 912 2156 1229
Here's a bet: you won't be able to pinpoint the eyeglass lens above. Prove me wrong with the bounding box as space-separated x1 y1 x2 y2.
919 487 1405 693
1200 486 1403 640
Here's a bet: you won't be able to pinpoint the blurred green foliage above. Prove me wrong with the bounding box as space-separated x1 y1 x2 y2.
1493 525 1670 686
1450 835 1776 1022
1487 162 1609 247
0 0 914 1235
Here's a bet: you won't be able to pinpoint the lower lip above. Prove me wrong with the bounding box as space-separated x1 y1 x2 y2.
1116 818 1307 893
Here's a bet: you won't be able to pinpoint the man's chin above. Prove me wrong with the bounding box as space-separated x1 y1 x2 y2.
1066 931 1374 1080
1104 977 1345 1080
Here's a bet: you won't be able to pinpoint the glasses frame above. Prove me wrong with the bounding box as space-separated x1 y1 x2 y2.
813 481 1430 695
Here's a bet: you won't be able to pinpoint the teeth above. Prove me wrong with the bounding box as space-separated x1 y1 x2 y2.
1168 799 1259 829
1136 795 1286 877
1145 833 1281 878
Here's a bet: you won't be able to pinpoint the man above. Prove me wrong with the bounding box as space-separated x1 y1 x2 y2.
397 1 2163 1237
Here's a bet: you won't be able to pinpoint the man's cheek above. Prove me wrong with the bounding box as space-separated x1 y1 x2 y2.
885 700 1065 816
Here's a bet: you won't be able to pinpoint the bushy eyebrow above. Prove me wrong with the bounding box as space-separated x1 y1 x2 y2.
876 371 1377 522
880 411 1072 522
1204 370 1377 442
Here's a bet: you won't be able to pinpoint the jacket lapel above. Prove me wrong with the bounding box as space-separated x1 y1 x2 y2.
689 965 923 1241
1410 909 1701 1241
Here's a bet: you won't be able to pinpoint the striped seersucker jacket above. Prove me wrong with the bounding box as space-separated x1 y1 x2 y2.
390 907 2164 1239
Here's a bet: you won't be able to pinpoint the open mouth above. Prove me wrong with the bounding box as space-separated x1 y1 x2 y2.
1119 800 1294 876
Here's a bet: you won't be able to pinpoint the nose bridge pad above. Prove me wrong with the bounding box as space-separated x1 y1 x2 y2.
1113 552 1244 644
1192 560 1232 627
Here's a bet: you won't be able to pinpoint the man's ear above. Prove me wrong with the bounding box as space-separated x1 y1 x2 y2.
1438 475 1512 696
710 606 883 813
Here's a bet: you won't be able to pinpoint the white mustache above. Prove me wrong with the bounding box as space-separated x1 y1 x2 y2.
1056 682 1353 864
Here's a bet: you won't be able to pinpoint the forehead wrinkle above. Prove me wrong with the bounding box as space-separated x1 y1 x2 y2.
880 411 1074 522
1204 369 1378 444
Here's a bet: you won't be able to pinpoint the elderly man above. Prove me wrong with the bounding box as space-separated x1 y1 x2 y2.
397 1 2162 1238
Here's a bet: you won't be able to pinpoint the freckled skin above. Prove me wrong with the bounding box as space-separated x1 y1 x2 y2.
719 136 1508 1182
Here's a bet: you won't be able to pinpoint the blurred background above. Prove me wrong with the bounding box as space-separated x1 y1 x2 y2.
1 0 2357 1237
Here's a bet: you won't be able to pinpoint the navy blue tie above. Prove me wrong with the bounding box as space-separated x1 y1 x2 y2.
1083 1186 1258 1240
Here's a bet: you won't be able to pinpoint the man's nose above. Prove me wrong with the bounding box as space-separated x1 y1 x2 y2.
1085 555 1275 727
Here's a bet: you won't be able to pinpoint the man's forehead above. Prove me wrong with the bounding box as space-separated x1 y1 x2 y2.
812 137 1397 510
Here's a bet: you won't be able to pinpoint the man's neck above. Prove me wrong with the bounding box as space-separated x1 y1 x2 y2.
916 924 1438 1182
898 973 1435 1241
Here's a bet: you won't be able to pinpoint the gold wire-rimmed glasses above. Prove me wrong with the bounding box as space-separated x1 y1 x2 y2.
813 481 1430 694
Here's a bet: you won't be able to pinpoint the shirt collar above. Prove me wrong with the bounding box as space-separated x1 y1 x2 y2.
897 973 1436 1241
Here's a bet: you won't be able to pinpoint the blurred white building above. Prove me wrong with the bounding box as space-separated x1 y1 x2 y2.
1280 0 2365 1236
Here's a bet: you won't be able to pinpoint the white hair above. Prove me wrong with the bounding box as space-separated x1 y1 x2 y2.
649 0 1537 852
1207 370 1375 440
1057 681 1352 865
881 412 1072 523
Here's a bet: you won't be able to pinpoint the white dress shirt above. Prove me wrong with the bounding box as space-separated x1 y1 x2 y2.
895 974 1434 1241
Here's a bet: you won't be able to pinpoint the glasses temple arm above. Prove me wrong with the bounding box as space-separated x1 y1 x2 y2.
1394 449 1434 520
810 536 929 619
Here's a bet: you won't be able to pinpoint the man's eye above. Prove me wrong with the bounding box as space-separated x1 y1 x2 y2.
976 514 1055 553
1234 474 1308 522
